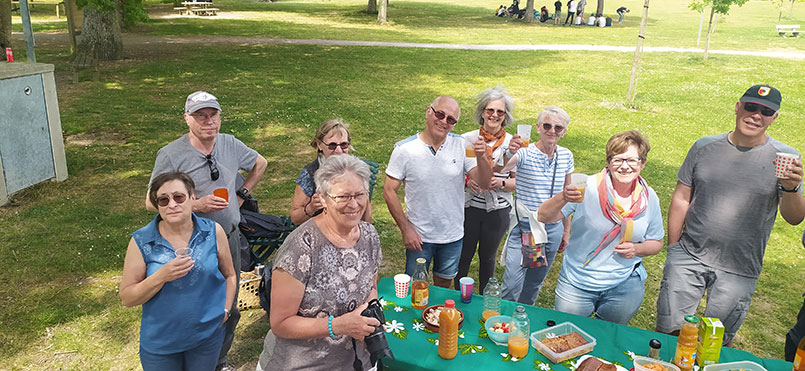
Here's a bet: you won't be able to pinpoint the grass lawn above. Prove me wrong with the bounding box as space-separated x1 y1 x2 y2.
2 0 804 369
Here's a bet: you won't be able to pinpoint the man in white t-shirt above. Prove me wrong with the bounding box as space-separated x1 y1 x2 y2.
385 96 493 288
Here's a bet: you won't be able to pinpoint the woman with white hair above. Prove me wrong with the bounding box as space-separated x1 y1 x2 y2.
499 106 575 305
454 86 516 294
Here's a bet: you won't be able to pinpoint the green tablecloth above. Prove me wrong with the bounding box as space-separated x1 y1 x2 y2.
377 277 792 371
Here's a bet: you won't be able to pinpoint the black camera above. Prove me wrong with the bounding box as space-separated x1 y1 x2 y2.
360 298 395 367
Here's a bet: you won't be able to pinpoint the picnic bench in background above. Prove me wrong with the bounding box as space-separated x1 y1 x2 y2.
777 24 801 37
175 1 219 16
11 0 65 18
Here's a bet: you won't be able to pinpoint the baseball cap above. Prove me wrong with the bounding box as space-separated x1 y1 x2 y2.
739 85 781 111
185 91 222 114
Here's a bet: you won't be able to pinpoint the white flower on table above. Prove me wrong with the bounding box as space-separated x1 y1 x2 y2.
394 306 403 312
538 362 551 370
384 320 404 334
459 333 464 338
412 322 424 331
500 353 508 357
627 350 636 359
379 299 387 307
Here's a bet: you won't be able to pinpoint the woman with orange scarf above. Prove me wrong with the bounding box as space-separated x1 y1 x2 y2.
454 87 516 294
538 130 664 325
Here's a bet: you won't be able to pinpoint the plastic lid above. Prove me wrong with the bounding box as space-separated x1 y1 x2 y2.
684 315 700 323
444 300 455 308
649 338 661 349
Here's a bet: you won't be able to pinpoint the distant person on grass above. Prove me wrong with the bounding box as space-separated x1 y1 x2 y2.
576 0 586 23
564 0 577 25
121 172 237 371
146 91 267 371
656 84 805 346
540 6 550 22
554 0 562 24
384 96 493 288
616 6 629 24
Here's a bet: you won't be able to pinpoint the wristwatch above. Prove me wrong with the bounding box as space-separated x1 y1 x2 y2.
779 183 802 193
236 187 250 199
500 180 506 190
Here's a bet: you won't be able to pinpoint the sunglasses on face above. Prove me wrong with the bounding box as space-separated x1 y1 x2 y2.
323 141 350 151
429 106 458 125
206 154 220 181
541 123 565 133
326 191 368 205
484 108 506 116
157 192 188 207
743 102 776 117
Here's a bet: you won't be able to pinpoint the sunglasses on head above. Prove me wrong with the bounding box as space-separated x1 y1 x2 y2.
541 123 565 133
157 192 187 207
323 141 350 151
205 154 220 181
484 108 506 116
429 106 458 125
743 102 776 117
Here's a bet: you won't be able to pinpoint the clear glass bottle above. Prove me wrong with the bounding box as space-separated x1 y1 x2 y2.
508 305 530 358
482 277 502 322
411 258 429 309
674 315 699 371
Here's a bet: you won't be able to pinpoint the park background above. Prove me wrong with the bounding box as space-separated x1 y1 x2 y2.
2 0 805 369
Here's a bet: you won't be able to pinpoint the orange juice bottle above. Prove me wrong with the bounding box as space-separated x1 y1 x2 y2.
411 258 429 309
794 336 805 371
508 305 530 358
438 300 460 359
674 315 699 371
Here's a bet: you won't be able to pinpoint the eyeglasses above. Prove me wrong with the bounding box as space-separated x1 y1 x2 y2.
743 102 776 117
484 108 506 116
326 191 368 205
323 141 350 151
206 154 220 181
190 111 220 122
429 106 458 125
610 157 642 167
541 123 565 133
156 192 188 207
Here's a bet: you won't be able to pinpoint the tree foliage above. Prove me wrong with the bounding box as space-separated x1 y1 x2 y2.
689 0 748 16
77 0 146 28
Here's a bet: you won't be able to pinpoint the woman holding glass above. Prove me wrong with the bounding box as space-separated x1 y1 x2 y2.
454 86 516 294
537 130 664 324
120 172 236 371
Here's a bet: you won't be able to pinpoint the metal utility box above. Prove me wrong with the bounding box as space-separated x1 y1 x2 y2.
0 63 68 206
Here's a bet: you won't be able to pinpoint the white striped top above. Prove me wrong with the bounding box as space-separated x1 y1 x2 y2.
514 144 574 214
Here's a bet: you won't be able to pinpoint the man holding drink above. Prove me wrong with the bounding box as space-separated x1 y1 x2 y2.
656 84 805 346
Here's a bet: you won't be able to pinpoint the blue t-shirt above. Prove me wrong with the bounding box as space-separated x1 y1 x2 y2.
132 214 226 354
560 174 664 291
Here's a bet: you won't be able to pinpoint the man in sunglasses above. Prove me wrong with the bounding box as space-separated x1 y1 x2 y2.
657 84 805 347
384 96 493 288
145 91 267 371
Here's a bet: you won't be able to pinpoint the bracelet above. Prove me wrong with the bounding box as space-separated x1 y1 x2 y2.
779 183 802 193
224 308 230 318
304 199 314 218
328 315 336 338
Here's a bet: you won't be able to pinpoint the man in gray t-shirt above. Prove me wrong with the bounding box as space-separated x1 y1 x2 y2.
146 91 267 370
656 85 805 345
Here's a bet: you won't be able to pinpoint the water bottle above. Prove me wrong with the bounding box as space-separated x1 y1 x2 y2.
508 305 530 358
482 277 501 322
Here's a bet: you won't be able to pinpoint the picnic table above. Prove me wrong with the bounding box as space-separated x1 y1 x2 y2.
377 277 792 371
175 1 219 16
12 0 65 18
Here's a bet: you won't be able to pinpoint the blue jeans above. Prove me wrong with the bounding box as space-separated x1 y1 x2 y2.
140 325 225 371
501 220 562 305
405 239 463 280
554 269 645 325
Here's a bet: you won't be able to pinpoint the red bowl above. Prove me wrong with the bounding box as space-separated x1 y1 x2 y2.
422 304 464 333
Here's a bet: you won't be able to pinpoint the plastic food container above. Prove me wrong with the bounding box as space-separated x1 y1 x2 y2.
530 321 596 363
484 315 513 346
633 355 682 371
702 361 768 371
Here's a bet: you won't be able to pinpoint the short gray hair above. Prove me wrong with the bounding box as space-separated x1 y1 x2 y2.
537 105 570 127
314 154 371 195
474 86 514 127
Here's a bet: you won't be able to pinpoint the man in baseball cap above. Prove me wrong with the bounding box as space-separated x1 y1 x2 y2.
656 84 805 346
147 90 267 371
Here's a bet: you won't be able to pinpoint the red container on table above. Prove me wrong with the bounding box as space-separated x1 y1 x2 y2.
5 48 13 62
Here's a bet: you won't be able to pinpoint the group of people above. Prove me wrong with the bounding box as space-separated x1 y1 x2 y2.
495 0 625 27
119 83 805 370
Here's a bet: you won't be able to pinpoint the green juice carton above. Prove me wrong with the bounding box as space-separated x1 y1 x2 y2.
697 317 724 366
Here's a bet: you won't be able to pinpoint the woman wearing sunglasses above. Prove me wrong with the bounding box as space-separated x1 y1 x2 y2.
498 105 574 305
454 86 516 294
537 130 664 325
290 119 372 225
120 172 236 370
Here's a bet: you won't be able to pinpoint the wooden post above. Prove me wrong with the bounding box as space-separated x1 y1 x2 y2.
626 0 649 104
64 0 77 56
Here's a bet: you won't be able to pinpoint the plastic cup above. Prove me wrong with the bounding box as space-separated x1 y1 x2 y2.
464 136 477 158
459 277 474 303
570 173 588 202
175 247 193 259
517 124 531 147
775 152 799 179
394 274 411 298
213 188 229 200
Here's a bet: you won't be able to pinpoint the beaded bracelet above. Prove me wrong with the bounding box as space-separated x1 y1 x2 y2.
328 315 336 338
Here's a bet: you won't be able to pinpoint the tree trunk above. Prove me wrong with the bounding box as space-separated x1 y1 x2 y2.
595 0 603 17
696 8 704 47
367 0 376 14
626 0 649 103
0 0 11 60
703 6 714 60
524 0 535 21
79 3 123 60
377 0 386 23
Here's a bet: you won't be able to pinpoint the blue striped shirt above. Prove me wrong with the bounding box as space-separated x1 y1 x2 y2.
514 144 574 214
